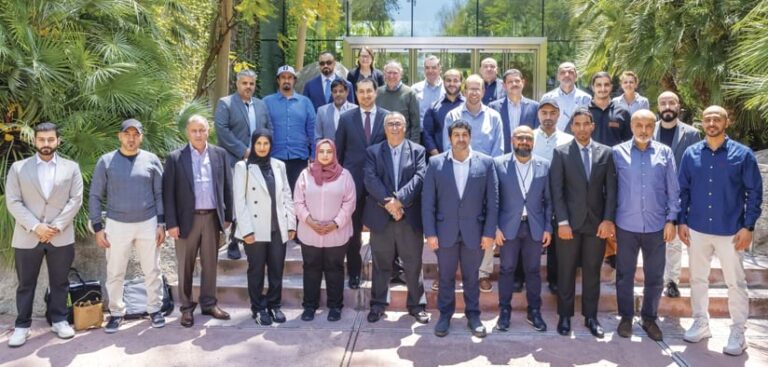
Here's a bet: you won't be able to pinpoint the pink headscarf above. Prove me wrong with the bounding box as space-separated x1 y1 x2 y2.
309 139 343 185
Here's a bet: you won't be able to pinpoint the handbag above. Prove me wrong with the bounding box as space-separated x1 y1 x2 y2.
45 267 103 325
73 299 103 331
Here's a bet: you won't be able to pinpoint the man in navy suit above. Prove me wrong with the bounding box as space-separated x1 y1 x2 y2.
336 78 389 289
422 119 499 338
489 69 540 154
493 126 552 333
363 112 428 324
303 52 354 111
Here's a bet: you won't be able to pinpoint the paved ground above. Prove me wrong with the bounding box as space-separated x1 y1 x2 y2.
1 308 766 367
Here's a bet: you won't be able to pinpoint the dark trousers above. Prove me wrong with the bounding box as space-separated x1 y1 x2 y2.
616 227 665 320
557 231 605 318
370 220 425 313
498 222 542 310
15 243 74 327
175 212 219 312
301 243 347 310
436 237 484 318
345 196 365 279
244 231 286 311
546 217 559 284
282 158 308 192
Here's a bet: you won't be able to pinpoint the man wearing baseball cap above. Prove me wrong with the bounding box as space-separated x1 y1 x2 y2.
89 119 166 333
263 65 317 190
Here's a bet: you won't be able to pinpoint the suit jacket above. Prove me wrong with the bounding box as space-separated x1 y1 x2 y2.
315 101 357 142
421 151 499 248
489 97 540 154
652 120 701 168
303 75 354 111
335 107 389 197
363 140 426 232
495 154 552 241
5 155 83 248
550 140 617 233
163 144 233 239
232 159 296 243
214 93 272 166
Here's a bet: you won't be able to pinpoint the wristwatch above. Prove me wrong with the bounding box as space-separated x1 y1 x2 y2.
746 226 755 232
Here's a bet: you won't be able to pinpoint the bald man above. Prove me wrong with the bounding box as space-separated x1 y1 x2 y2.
612 110 679 341
678 106 762 356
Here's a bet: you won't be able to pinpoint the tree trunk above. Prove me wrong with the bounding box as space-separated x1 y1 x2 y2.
294 20 307 70
213 0 234 108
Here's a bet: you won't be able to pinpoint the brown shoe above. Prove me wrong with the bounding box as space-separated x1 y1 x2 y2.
180 310 194 327
202 306 231 320
479 278 493 293
431 281 439 291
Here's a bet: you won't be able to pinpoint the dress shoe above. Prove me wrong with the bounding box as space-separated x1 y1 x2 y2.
467 317 487 338
526 309 547 332
327 308 342 322
390 274 406 285
348 275 361 289
367 309 385 323
434 314 451 337
548 283 558 294
301 308 315 321
254 309 272 326
269 307 286 323
617 317 633 338
641 319 663 341
665 281 680 298
557 316 571 336
409 310 430 324
512 280 524 293
226 241 241 260
180 311 194 327
495 307 511 332
585 317 605 338
479 277 493 293
202 306 231 320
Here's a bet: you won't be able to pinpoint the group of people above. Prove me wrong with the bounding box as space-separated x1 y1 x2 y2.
5 50 762 359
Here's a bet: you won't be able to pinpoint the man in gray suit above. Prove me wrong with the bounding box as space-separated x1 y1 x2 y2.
653 91 701 298
214 69 271 259
6 122 83 347
315 79 356 142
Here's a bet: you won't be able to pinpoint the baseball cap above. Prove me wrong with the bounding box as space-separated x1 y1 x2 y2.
120 119 143 134
276 65 297 77
538 97 560 110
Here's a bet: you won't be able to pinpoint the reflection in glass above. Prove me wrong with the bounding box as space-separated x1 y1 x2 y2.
349 0 411 36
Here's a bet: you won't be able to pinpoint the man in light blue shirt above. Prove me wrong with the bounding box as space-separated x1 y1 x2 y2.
611 71 650 116
542 62 591 131
612 109 679 342
411 55 444 127
442 74 504 159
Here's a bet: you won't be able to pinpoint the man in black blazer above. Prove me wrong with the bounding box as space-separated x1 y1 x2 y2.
336 78 388 289
550 107 617 338
363 112 428 324
163 115 234 327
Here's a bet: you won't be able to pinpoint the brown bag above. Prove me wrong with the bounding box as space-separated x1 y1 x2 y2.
604 236 617 258
73 300 103 331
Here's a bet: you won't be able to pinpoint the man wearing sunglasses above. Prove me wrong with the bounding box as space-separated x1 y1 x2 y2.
303 52 354 112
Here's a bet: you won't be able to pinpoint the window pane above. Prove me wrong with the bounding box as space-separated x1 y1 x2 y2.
350 0 411 36
415 0 477 36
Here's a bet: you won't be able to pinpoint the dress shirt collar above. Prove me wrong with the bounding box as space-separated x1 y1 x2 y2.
36 153 58 165
189 143 209 156
360 105 377 116
448 147 473 164
426 78 443 89
440 94 464 105
389 140 405 152
506 96 522 107
334 101 351 112
512 154 533 166
631 139 657 152
535 128 559 139
461 103 487 118
576 139 593 151
558 87 576 98
703 137 731 153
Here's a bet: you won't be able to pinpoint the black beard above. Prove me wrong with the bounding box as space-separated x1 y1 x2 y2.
36 147 56 156
660 109 678 122
514 147 531 157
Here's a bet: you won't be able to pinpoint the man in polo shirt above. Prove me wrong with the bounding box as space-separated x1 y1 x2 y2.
89 119 166 333
582 71 632 147
422 69 464 157
479 57 506 105
611 71 650 115
542 62 591 131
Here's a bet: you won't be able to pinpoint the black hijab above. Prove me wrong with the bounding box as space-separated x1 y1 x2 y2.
247 128 273 170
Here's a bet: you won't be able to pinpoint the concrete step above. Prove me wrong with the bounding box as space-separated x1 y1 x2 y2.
171 274 768 318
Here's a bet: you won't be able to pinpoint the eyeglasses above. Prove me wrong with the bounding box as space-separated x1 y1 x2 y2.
318 61 334 66
514 136 534 142
385 122 404 128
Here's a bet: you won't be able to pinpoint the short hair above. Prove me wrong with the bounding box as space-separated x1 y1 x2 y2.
570 107 594 125
330 79 348 91
620 71 638 83
465 74 484 87
237 69 257 81
319 51 335 60
384 112 407 130
186 114 210 129
502 69 524 82
480 57 498 66
424 55 440 66
356 46 376 68
558 62 577 72
34 122 60 138
448 119 472 137
444 69 462 79
384 60 403 74
356 78 376 90
590 71 612 86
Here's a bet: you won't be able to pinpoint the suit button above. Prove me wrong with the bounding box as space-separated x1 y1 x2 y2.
254 201 258 204
253 214 258 218
252 187 256 191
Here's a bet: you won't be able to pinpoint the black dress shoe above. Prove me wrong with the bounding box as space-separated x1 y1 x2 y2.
327 308 342 322
434 315 451 337
254 309 272 326
617 317 633 338
201 306 231 320
467 317 487 338
512 281 524 293
409 310 430 324
557 316 571 336
226 241 241 260
527 309 547 332
180 311 193 328
548 283 558 294
301 308 315 321
585 317 605 338
390 274 407 285
665 281 680 298
367 309 385 323
348 275 361 289
495 307 511 331
269 307 287 323
641 319 663 341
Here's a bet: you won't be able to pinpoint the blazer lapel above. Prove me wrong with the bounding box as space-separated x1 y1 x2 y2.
180 146 195 193
506 156 525 199
24 158 46 198
590 144 602 182
371 111 385 142
233 96 250 126
353 109 367 142
249 162 269 191
382 144 395 190
569 141 589 183
443 154 460 200
671 123 683 155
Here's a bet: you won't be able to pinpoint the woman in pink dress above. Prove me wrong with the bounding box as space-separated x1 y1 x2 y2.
293 139 356 322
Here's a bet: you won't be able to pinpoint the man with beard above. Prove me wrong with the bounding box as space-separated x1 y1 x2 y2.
264 65 317 190
580 71 631 147
613 110 680 341
542 62 591 131
303 52 354 111
480 58 506 105
6 123 83 347
215 68 272 259
679 106 762 356
315 79 357 142
489 69 540 154
493 126 552 333
652 91 701 298
422 69 464 156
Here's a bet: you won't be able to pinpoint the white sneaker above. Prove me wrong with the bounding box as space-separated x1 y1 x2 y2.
723 329 747 356
8 327 30 348
51 321 75 339
683 318 712 343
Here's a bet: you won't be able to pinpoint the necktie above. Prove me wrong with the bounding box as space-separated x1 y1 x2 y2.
364 111 372 143
324 78 331 103
581 146 591 181
393 149 399 188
